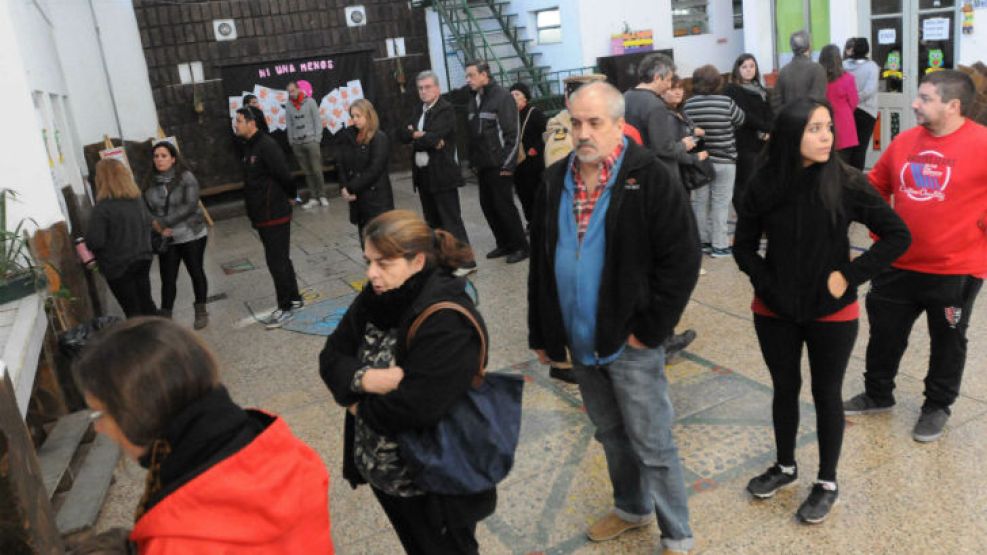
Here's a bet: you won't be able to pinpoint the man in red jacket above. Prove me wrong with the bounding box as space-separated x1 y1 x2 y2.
844 70 987 442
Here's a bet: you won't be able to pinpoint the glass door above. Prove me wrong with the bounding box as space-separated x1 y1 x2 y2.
862 0 958 167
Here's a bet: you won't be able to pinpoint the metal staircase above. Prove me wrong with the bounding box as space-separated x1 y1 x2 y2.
416 0 552 97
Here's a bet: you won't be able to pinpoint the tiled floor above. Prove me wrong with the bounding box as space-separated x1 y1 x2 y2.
94 171 987 553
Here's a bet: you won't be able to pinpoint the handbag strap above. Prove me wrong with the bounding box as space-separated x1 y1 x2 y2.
407 301 487 388
519 108 533 144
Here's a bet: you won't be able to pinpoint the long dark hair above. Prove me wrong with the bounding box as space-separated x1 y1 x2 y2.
142 141 193 191
755 98 859 223
819 44 844 83
730 53 763 86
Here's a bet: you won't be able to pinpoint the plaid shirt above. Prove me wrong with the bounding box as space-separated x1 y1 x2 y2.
572 141 625 243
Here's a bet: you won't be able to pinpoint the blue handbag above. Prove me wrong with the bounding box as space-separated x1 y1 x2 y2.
397 302 524 495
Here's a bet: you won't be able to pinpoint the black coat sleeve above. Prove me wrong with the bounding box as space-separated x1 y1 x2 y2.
840 184 911 287
527 167 556 351
522 108 548 156
345 133 391 194
319 302 368 408
415 106 455 151
732 209 773 293
358 310 482 435
262 137 297 199
631 164 702 346
498 94 520 173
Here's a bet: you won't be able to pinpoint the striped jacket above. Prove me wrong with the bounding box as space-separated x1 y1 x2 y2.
682 94 745 164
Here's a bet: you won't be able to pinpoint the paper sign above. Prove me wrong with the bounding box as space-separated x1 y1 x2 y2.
99 147 131 172
228 96 243 131
347 80 365 103
923 17 950 41
878 28 897 45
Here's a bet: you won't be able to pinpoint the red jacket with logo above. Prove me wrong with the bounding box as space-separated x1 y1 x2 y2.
868 119 987 275
130 416 333 554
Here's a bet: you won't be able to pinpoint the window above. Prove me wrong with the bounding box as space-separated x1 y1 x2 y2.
733 0 743 29
535 8 561 44
672 0 709 37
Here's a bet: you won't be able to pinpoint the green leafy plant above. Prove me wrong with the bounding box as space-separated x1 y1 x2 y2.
0 189 37 283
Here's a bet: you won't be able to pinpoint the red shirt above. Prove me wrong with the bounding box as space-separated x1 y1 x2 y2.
572 141 625 243
868 119 987 275
752 296 860 322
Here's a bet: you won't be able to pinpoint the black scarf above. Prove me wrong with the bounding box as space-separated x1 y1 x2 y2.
361 266 435 330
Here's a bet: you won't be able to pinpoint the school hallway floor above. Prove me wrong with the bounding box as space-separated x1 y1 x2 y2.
94 171 987 554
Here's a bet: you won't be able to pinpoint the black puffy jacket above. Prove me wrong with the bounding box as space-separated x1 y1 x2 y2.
733 164 911 322
335 127 394 227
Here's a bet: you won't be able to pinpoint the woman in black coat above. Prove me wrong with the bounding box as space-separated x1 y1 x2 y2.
724 53 773 207
509 82 547 228
733 98 909 524
337 99 395 238
320 209 494 554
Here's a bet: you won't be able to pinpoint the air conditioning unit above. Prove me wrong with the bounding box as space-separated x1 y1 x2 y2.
345 5 367 27
213 19 237 41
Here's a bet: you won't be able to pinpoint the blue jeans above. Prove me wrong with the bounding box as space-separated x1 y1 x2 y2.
573 346 693 550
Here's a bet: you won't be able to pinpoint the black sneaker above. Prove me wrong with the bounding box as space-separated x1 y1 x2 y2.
505 249 529 264
701 242 713 254
663 329 697 357
843 392 894 415
796 483 839 524
486 247 511 259
747 464 798 499
549 366 578 384
913 406 950 443
710 247 732 258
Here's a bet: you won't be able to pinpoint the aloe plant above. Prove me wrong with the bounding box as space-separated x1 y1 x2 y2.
0 189 37 284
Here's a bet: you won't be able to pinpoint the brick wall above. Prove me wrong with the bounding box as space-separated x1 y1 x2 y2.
132 0 432 191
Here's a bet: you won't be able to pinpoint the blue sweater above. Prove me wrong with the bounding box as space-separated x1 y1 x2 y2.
554 143 628 365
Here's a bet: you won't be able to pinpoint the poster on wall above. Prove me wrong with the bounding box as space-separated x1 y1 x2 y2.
221 50 376 137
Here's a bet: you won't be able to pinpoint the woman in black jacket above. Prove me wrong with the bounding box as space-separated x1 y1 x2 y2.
86 159 157 318
509 82 547 228
734 98 910 524
724 53 773 208
338 99 395 238
320 209 494 554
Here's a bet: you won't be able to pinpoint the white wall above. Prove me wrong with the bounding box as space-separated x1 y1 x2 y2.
0 2 67 229
576 0 675 67
829 0 861 58
743 0 776 73
671 0 747 77
958 5 987 67
514 0 585 73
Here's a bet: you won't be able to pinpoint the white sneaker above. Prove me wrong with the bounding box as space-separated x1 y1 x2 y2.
319 197 330 207
264 308 295 329
301 199 319 210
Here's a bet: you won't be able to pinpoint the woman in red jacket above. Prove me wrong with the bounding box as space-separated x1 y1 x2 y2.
74 318 333 554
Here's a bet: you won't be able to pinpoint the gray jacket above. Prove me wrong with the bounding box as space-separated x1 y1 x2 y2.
844 58 880 118
143 169 207 244
624 88 691 184
286 95 322 144
771 55 828 112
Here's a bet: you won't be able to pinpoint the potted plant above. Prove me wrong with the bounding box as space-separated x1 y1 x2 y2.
0 189 45 304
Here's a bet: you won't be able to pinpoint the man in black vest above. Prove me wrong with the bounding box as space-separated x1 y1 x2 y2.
397 70 476 275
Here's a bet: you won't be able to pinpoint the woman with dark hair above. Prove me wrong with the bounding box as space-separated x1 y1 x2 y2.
86 159 156 318
683 64 745 258
724 53 773 206
843 37 880 170
143 141 210 329
320 209 492 554
509 82 547 227
734 98 909 524
337 98 395 238
76 317 333 553
819 44 860 162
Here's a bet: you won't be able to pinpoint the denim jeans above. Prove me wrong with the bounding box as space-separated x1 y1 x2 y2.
572 346 693 550
691 162 736 249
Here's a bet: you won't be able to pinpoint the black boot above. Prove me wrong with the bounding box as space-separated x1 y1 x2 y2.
193 303 209 330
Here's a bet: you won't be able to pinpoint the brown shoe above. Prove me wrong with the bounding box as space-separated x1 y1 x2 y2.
586 512 649 542
661 549 691 555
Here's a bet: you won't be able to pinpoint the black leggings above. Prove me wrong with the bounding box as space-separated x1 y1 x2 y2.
158 235 208 310
753 315 858 482
105 258 156 318
371 487 479 555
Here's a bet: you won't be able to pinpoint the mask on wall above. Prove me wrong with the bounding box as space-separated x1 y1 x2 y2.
925 49 945 74
882 50 903 80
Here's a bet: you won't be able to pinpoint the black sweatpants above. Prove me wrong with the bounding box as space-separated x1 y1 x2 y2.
105 258 157 318
158 235 209 310
372 488 479 555
847 109 877 171
256 223 301 310
419 185 471 247
754 314 858 482
476 168 527 252
864 268 982 412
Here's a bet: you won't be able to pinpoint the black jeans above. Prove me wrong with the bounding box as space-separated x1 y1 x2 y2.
418 185 471 247
864 268 983 412
256 223 301 310
476 168 527 252
105 258 157 318
754 314 858 482
513 163 543 226
847 109 877 171
371 488 479 555
158 235 209 310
